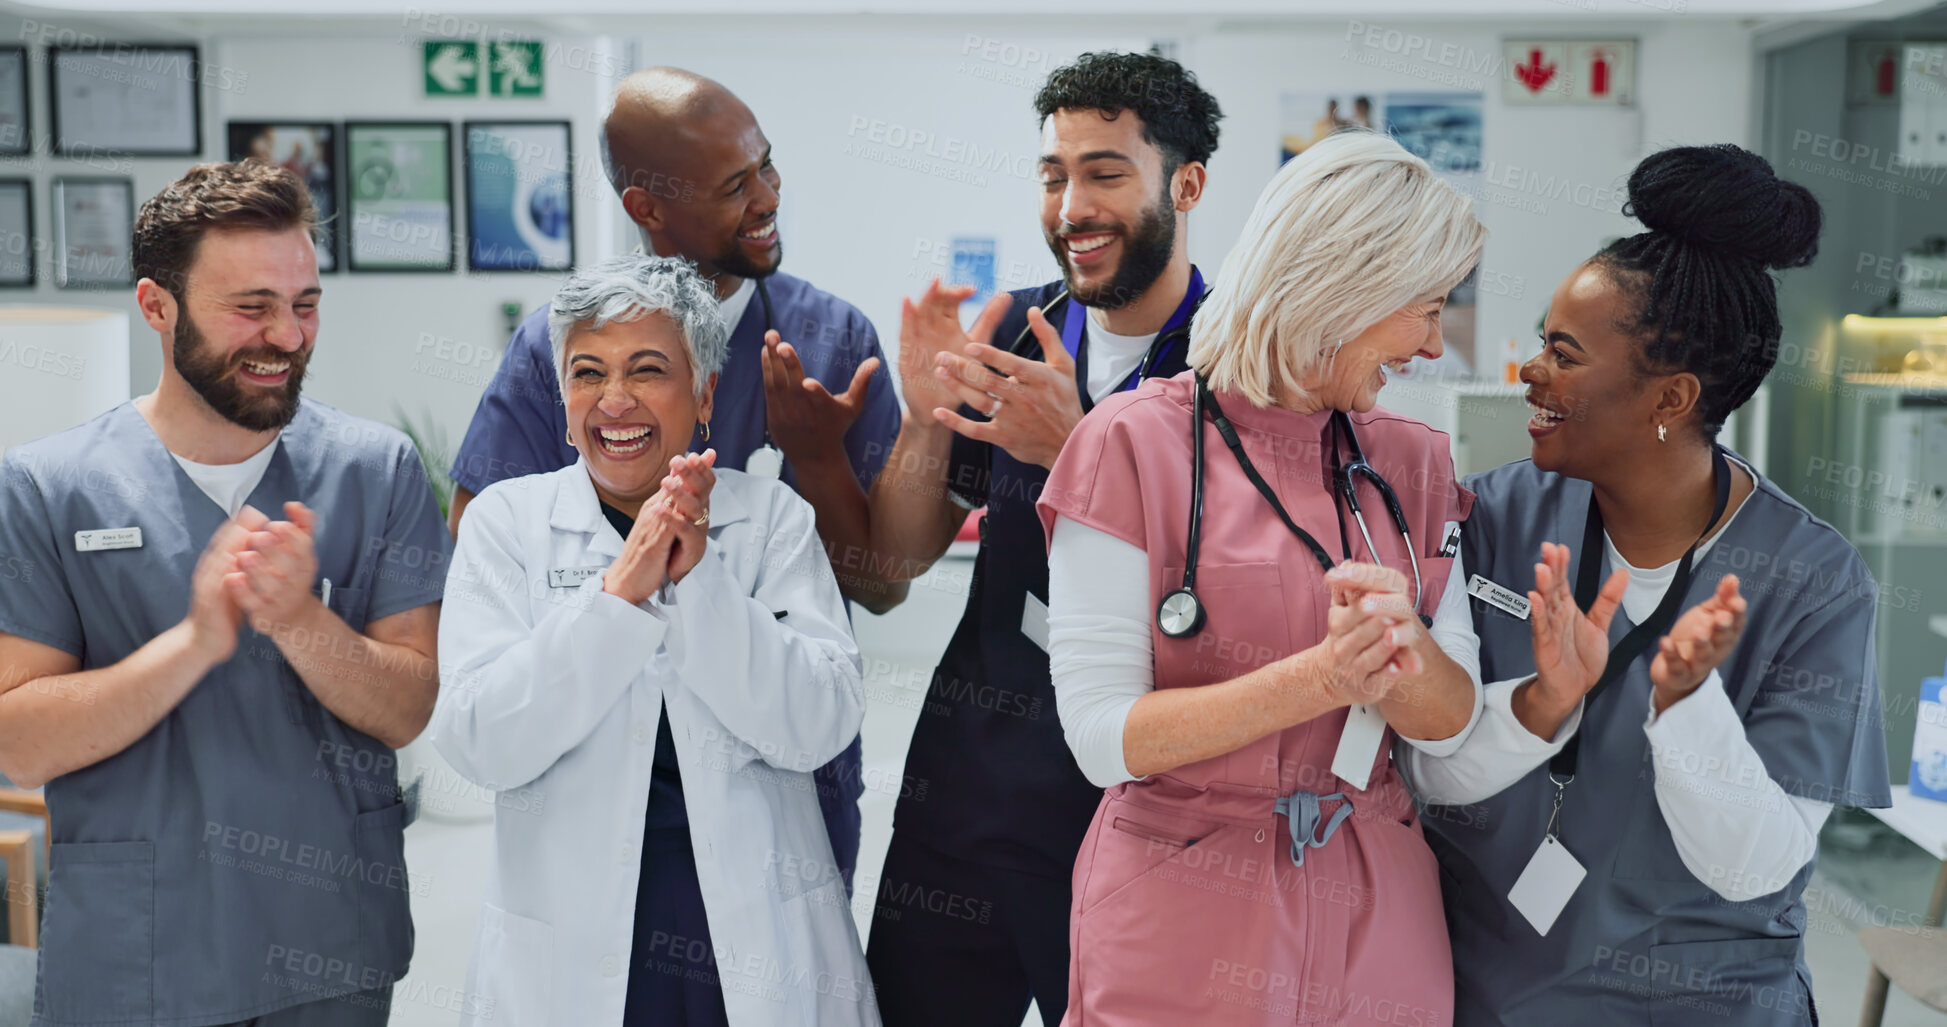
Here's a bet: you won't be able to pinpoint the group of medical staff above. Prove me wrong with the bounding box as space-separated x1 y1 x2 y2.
0 44 1890 1027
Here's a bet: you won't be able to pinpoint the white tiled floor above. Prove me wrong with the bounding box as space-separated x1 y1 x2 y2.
388 557 1943 1026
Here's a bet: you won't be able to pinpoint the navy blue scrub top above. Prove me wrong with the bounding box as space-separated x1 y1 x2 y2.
449 270 899 886
891 274 1202 879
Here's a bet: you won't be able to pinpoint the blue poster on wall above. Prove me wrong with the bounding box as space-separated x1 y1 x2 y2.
950 237 997 305
465 121 574 272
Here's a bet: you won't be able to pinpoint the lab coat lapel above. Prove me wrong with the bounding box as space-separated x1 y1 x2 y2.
550 459 624 560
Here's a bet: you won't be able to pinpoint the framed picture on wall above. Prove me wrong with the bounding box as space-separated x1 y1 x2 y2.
52 177 134 288
464 120 573 272
49 45 202 156
229 121 340 272
0 47 30 156
345 121 454 272
0 179 33 286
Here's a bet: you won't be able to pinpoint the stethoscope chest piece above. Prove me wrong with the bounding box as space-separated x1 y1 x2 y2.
1156 587 1205 638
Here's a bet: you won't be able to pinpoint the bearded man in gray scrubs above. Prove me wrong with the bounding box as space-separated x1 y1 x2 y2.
0 159 449 1026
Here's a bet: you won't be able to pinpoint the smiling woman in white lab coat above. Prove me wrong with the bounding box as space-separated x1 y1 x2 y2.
431 253 878 1027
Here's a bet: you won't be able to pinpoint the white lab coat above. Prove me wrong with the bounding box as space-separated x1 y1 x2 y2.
430 461 878 1027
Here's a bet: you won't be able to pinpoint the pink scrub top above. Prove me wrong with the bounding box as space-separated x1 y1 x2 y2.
1037 371 1473 1027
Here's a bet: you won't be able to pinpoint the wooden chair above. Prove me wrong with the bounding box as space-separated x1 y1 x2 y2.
1858 853 1947 1024
0 791 45 950
1857 926 1947 1015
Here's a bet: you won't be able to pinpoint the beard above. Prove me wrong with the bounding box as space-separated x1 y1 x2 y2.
712 228 783 281
1047 186 1177 311
173 311 308 432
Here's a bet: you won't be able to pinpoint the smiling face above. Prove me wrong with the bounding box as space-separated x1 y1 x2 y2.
1524 261 1683 475
634 96 781 284
1039 108 1184 310
1307 291 1449 413
165 226 320 431
564 312 716 512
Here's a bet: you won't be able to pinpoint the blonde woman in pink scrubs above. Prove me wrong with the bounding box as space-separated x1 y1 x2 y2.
1036 130 1486 1026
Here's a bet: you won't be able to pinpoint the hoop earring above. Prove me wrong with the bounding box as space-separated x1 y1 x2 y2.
565 428 574 447
700 421 711 443
1657 424 1667 443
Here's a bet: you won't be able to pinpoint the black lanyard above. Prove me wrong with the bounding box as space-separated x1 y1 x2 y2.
1064 269 1205 414
755 278 777 449
1197 379 1336 574
1547 446 1732 784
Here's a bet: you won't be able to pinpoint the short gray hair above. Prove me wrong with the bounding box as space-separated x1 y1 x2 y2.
547 253 728 398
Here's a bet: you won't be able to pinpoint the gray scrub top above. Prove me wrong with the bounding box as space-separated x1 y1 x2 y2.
0 399 451 1027
1426 456 1892 1027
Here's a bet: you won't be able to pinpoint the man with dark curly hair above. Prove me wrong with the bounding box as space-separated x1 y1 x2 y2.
848 50 1223 1025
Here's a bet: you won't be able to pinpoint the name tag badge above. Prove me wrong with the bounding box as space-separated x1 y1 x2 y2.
75 527 142 552
1438 521 1463 558
1331 703 1389 791
548 566 604 589
1508 835 1588 935
1020 591 1050 653
746 444 784 480
1466 573 1531 620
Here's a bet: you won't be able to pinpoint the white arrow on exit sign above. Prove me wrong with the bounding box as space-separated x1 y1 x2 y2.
426 43 478 95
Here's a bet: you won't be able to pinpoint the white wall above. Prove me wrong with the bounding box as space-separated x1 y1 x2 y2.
0 12 1763 457
206 30 623 460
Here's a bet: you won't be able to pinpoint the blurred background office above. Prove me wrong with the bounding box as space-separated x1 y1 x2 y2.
0 0 1944 1024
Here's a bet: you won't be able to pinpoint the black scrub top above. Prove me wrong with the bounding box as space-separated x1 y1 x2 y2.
599 501 687 830
888 277 1201 879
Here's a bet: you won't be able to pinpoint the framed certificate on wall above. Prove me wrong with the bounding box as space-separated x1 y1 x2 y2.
53 177 134 288
49 45 202 156
0 48 30 156
0 178 34 286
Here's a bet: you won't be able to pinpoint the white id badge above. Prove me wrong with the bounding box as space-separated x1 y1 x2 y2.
1020 592 1050 652
76 527 142 552
746 445 784 479
549 566 604 588
1466 574 1531 620
1330 703 1388 791
1508 836 1587 935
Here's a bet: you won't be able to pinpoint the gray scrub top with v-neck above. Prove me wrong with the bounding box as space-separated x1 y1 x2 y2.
1425 456 1891 1027
0 398 451 1027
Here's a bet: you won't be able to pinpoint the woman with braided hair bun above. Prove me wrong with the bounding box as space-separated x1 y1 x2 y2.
1340 143 1891 1025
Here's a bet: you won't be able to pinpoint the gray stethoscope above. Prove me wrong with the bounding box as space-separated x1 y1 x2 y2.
1156 375 1424 638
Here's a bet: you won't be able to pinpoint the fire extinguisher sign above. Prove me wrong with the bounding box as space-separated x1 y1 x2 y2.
1502 40 1636 105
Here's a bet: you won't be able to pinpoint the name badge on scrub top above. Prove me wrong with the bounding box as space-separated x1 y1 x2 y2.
746 445 784 480
1508 835 1588 935
76 527 142 552
1331 704 1389 791
1466 573 1531 620
549 566 605 588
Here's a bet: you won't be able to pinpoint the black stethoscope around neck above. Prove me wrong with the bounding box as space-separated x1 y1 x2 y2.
1155 375 1424 639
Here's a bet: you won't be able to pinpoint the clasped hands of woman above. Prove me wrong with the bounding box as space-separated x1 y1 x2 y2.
603 450 720 606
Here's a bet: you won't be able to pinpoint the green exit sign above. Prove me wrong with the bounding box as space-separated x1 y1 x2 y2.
488 41 544 98
423 41 479 96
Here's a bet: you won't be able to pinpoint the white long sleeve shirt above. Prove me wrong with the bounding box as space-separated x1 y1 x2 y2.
1046 494 1831 904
